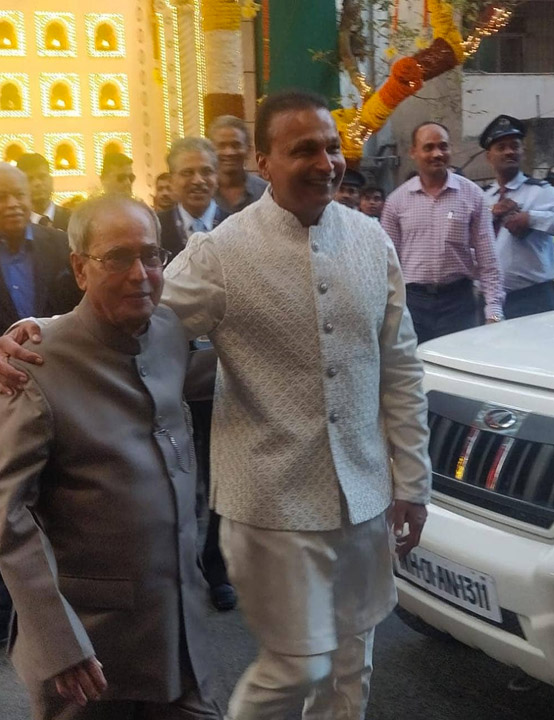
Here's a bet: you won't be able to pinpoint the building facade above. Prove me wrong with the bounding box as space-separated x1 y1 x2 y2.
0 1 258 204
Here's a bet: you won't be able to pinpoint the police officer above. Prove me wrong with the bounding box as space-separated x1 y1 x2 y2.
481 115 554 319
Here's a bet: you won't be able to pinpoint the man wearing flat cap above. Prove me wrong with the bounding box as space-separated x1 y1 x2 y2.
335 167 365 209
481 114 554 318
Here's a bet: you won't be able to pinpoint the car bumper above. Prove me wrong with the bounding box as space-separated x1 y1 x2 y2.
395 502 554 685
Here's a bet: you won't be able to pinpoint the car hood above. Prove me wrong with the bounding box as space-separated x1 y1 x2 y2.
418 311 554 391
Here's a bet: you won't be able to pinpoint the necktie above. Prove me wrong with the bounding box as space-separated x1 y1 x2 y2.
38 215 52 227
493 186 506 236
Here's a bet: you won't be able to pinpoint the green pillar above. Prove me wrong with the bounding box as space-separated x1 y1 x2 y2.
256 0 340 107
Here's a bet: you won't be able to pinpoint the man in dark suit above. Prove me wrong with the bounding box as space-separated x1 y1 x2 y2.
0 164 80 335
17 153 71 232
159 137 228 258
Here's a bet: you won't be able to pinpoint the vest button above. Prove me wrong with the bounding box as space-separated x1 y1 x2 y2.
327 366 337 378
323 322 333 333
318 282 328 294
311 242 319 252
329 411 339 423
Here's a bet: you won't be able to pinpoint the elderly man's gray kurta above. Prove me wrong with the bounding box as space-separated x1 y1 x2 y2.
0 298 210 705
162 190 431 532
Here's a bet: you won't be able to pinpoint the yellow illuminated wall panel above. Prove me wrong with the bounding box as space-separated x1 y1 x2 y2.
0 11 25 56
35 12 77 58
93 132 133 176
85 13 126 58
90 74 130 117
44 133 86 176
40 73 81 117
0 73 30 117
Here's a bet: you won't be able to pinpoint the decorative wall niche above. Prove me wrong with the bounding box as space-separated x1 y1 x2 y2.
85 14 126 58
0 11 25 56
90 74 129 117
93 132 132 176
0 74 30 117
44 133 85 176
40 74 81 117
0 134 34 165
35 13 77 57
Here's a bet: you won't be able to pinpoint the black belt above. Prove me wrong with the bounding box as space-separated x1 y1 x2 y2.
406 277 472 295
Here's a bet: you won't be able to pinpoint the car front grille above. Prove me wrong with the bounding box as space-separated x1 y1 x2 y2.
427 392 554 528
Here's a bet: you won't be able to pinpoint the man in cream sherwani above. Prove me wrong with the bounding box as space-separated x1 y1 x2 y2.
0 90 431 720
160 90 432 719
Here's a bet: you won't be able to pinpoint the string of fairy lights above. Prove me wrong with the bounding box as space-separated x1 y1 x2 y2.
0 1 516 179
462 5 513 58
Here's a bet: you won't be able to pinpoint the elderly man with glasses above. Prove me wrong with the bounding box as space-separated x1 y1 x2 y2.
0 194 220 720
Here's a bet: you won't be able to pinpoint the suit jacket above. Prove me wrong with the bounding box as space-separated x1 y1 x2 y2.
52 204 71 232
0 224 81 334
158 204 229 259
0 298 210 702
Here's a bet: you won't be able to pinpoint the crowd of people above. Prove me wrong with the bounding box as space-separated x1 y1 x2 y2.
334 114 554 343
0 92 552 720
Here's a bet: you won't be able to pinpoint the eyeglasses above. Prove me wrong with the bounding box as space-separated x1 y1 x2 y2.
81 246 172 273
116 173 136 183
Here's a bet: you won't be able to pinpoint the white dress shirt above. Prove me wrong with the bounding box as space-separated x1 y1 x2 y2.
30 201 55 225
483 171 554 291
176 199 218 236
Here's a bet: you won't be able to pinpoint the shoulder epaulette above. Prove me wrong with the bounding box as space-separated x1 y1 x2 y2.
524 177 548 186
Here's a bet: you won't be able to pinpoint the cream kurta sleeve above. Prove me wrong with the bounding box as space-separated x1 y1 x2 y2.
162 233 226 339
378 234 432 505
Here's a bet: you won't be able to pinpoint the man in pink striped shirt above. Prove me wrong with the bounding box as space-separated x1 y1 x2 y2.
381 122 504 343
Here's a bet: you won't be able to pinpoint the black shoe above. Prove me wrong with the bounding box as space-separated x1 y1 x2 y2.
209 583 237 611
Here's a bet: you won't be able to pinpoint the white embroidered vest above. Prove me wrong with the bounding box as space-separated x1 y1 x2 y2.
208 194 394 530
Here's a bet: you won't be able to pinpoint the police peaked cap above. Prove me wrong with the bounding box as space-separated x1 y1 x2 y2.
479 114 526 150
340 168 366 187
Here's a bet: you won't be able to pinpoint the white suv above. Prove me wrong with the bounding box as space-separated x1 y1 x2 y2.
395 311 554 685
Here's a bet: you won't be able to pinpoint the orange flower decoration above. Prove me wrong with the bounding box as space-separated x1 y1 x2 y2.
379 57 423 108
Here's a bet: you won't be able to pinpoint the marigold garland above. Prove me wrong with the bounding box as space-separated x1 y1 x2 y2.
331 107 365 160
241 0 260 20
427 0 464 62
360 92 395 132
413 36 457 80
339 0 501 159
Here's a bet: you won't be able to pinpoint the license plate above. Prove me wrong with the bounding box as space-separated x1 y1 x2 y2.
395 547 502 622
